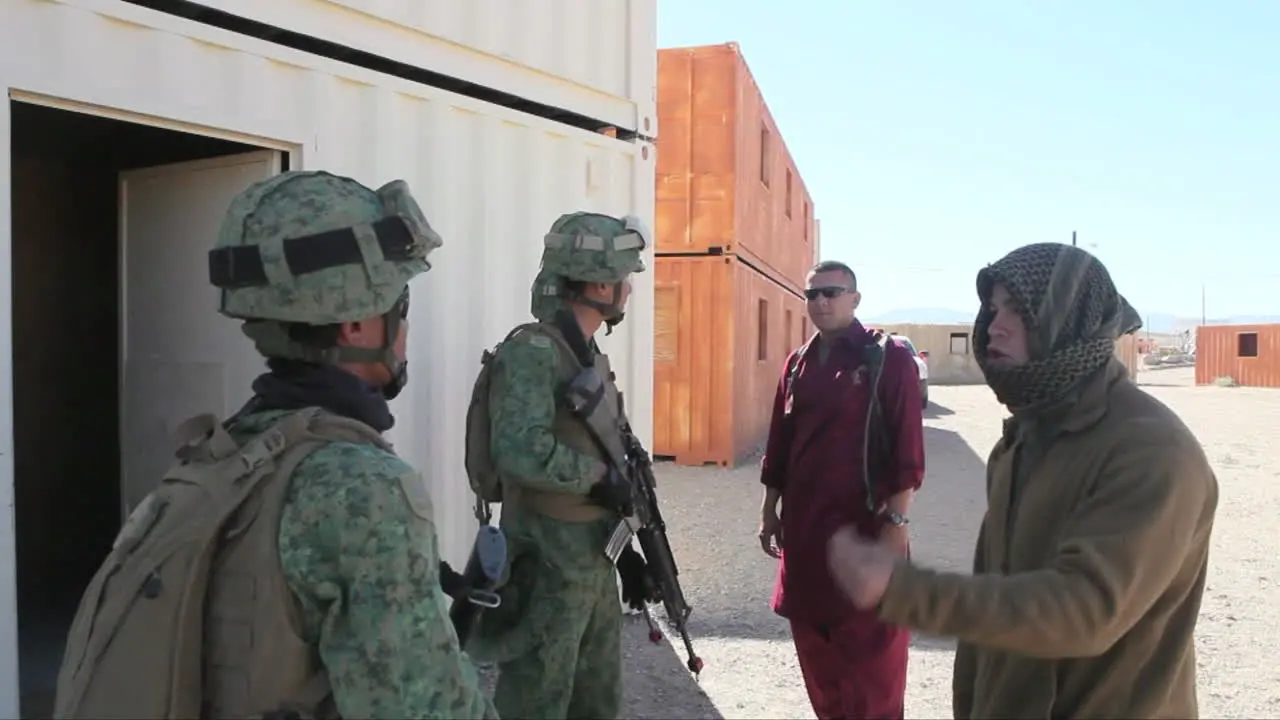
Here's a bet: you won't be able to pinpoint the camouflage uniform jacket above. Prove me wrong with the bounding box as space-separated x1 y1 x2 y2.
227 409 498 719
487 329 612 496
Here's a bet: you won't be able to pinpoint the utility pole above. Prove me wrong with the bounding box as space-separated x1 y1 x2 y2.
1072 230 1077 247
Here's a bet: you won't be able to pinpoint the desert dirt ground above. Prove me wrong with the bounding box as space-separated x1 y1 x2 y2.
609 365 1280 719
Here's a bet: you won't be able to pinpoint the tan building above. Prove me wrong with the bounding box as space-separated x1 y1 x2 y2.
876 323 1141 386
875 323 986 385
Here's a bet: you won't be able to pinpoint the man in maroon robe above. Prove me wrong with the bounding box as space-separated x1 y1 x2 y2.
758 260 926 720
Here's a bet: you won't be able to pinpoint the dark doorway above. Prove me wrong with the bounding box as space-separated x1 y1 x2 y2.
10 100 265 718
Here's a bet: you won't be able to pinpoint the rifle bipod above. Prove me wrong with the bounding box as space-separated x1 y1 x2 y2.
638 604 705 676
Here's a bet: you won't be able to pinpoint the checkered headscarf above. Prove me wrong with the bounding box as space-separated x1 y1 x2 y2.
973 243 1142 409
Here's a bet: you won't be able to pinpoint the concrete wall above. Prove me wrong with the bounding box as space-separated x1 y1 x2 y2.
875 323 985 385
877 322 1142 385
1116 334 1139 380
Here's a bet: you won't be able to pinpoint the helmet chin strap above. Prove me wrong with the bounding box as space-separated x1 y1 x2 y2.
571 283 626 335
246 291 410 399
325 306 406 399
365 295 409 400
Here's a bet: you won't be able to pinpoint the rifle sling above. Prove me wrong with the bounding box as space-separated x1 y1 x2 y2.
783 332 893 510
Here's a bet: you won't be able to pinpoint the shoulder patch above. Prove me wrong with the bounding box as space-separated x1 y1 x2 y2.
397 470 435 520
527 333 553 349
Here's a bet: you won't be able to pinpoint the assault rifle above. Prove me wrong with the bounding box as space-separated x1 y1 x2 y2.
603 421 704 676
445 522 507 648
555 321 703 677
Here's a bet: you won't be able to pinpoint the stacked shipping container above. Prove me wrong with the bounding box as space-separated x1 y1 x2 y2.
653 43 818 466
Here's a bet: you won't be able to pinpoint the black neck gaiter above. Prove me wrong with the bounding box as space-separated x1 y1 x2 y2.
241 358 395 432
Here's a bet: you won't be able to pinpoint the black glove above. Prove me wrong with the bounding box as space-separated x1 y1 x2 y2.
616 545 660 611
439 560 466 597
587 465 633 515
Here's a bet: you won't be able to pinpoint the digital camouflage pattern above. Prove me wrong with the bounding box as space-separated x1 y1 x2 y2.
468 330 624 717
209 171 491 717
484 333 607 492
215 171 442 325
479 516 621 718
228 409 498 719
530 212 648 321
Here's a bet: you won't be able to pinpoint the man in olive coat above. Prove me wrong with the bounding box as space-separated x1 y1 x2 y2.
827 242 1219 719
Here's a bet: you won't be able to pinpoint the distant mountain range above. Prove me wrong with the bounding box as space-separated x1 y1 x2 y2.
866 307 1280 334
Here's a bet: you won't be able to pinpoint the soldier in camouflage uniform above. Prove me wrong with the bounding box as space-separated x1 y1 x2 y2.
212 171 497 718
469 212 656 719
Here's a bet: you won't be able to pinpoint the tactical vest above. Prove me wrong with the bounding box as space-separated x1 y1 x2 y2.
54 407 389 720
502 323 629 523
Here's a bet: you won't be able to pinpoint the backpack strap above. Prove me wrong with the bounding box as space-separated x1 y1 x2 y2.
861 331 894 511
162 408 322 500
173 412 241 463
782 338 812 412
783 331 895 512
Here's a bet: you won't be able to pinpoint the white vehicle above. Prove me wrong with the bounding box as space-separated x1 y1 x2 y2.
890 334 930 409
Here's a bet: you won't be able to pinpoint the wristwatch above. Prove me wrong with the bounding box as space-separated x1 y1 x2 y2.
881 511 909 527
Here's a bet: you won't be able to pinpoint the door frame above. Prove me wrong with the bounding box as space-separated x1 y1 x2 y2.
0 79 299 716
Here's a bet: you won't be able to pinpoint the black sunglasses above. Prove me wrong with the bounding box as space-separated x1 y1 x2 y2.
804 286 849 301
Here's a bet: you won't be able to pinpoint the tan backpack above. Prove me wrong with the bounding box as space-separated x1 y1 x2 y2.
463 322 576 521
54 406 383 720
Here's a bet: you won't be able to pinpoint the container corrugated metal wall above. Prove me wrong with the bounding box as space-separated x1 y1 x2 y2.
1195 324 1280 387
192 0 658 134
3 0 655 569
652 255 806 466
0 1 655 711
656 43 817 292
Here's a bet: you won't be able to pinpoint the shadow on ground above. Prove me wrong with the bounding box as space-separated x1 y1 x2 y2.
620 615 725 719
651 424 989 646
924 400 956 419
910 427 989 572
479 617 725 720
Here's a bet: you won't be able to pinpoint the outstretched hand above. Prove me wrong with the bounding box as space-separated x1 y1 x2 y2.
826 526 898 610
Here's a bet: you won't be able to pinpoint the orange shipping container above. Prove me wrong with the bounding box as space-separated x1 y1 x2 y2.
1195 324 1280 388
652 255 810 467
656 43 817 292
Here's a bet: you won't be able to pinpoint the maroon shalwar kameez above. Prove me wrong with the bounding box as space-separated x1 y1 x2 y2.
761 321 925 720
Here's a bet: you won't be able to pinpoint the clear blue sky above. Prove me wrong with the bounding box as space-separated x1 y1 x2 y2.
657 1 1279 321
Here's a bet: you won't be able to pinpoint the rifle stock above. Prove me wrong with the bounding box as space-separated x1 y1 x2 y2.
623 424 704 676
447 524 507 648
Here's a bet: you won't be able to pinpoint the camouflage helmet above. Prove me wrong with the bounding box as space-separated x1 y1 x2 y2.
530 212 648 321
208 170 441 324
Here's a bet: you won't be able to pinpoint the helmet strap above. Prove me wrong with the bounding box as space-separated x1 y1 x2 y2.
565 282 626 334
243 290 409 399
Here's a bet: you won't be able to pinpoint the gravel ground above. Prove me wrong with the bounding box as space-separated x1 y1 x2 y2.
597 365 1280 719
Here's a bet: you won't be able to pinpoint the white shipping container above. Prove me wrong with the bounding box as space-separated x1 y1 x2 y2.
185 0 658 135
0 0 655 715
